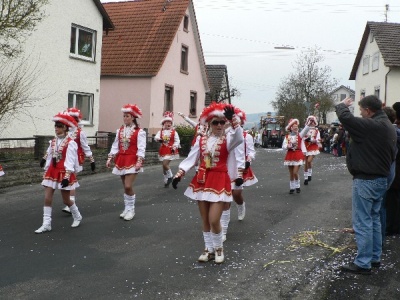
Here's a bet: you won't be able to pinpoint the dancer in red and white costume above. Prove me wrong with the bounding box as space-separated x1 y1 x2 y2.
282 118 309 194
106 104 146 221
172 103 243 264
36 112 82 233
58 107 96 214
0 164 4 176
154 111 180 187
303 115 321 185
221 107 258 241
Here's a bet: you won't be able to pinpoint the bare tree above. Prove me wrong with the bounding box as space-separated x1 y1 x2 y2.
272 48 338 125
0 0 48 58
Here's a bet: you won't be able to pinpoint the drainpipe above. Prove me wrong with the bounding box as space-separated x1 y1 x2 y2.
384 67 391 106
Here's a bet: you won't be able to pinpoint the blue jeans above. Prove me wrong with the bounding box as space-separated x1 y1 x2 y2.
352 178 387 269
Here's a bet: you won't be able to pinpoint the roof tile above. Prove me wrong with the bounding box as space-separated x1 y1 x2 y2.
102 0 189 76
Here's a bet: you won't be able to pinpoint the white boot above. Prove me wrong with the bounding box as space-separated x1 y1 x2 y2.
289 181 295 194
221 209 230 241
62 196 74 214
211 231 224 264
237 202 246 221
198 232 215 262
70 204 82 228
124 194 135 221
35 206 52 234
120 194 129 218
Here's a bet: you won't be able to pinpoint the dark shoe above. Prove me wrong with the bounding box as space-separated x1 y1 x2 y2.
371 261 381 268
289 189 294 194
308 176 312 181
296 188 301 193
164 177 172 188
340 263 371 275
304 179 308 185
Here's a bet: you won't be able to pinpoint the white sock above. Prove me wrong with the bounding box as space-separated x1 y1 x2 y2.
220 210 230 235
69 203 82 220
309 169 312 176
43 206 52 225
211 231 223 250
203 231 214 253
125 194 135 211
290 181 295 189
304 171 308 179
296 180 300 188
167 169 173 178
70 195 76 203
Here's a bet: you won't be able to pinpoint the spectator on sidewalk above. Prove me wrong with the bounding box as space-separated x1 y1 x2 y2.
385 102 400 236
337 95 396 275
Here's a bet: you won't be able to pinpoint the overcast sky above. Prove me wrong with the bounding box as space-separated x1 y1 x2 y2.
101 0 400 114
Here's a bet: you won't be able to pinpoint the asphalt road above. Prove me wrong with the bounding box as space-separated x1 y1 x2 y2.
0 148 399 300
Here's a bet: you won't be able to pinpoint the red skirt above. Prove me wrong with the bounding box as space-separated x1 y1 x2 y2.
184 169 232 202
284 150 304 166
305 143 320 156
114 153 137 171
42 167 78 190
243 167 258 186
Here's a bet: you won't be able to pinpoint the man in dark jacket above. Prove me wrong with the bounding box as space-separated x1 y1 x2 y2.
336 95 396 275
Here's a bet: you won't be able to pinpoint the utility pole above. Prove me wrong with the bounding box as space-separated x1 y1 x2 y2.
384 4 389 22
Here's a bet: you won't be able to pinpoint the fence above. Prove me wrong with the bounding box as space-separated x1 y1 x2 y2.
0 133 193 189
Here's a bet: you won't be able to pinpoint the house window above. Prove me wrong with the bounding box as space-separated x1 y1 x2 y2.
360 90 366 100
68 92 94 125
374 86 380 99
372 52 380 71
70 24 96 61
340 94 346 101
190 92 197 117
164 85 174 112
183 15 189 32
181 45 189 73
362 56 369 75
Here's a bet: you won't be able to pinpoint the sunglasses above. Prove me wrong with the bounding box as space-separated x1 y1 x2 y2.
211 120 226 126
54 123 64 128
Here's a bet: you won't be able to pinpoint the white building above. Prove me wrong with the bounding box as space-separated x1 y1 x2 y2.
350 21 400 117
1 0 113 138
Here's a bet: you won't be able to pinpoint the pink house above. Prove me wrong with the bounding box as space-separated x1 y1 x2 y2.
99 0 209 135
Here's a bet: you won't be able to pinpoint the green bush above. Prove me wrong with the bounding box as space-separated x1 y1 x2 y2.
175 124 195 156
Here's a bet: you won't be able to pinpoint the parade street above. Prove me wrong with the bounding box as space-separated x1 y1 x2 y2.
0 149 399 300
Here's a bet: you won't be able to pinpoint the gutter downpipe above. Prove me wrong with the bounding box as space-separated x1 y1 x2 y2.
384 67 391 106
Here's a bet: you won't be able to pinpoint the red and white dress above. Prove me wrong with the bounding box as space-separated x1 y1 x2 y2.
304 127 321 156
109 125 146 175
0 164 4 176
282 133 306 166
69 126 93 172
243 132 258 186
229 131 258 188
42 136 79 190
179 127 243 202
154 129 180 161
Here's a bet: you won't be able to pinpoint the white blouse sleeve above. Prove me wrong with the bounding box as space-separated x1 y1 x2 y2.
300 137 307 153
137 129 147 158
108 129 120 156
154 130 161 142
183 116 197 128
282 135 288 150
178 136 200 172
173 131 180 148
245 134 256 160
44 140 52 171
299 125 310 138
79 130 93 157
65 140 78 172
234 140 246 169
226 126 244 152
